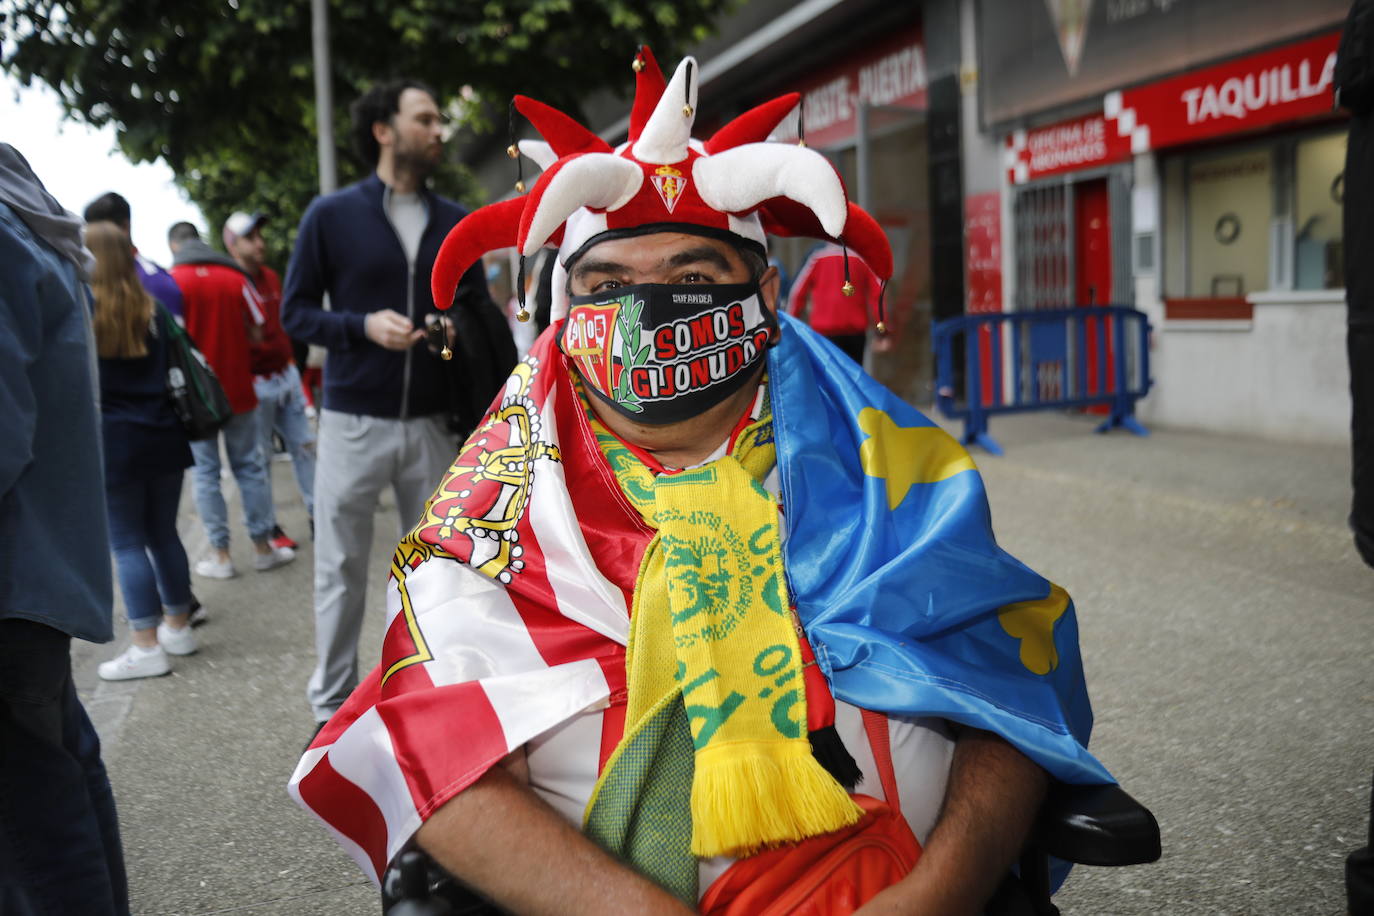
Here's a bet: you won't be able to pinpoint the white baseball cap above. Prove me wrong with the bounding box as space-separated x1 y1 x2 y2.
222 211 266 247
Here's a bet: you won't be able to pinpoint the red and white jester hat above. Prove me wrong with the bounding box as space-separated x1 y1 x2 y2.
430 46 894 328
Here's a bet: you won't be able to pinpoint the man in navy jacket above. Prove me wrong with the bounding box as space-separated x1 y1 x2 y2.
282 79 511 729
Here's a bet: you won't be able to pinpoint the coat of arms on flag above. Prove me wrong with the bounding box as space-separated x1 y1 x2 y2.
651 164 687 214
414 359 560 583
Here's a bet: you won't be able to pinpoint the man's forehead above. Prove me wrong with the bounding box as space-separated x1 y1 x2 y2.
398 87 439 117
573 232 743 271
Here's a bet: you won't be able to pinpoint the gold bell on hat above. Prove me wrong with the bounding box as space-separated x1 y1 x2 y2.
517 308 531 322
875 321 888 335
515 180 526 193
841 280 855 297
506 144 519 159
632 56 645 72
441 344 453 360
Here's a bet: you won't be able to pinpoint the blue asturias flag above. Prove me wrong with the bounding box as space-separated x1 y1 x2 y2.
768 315 1112 787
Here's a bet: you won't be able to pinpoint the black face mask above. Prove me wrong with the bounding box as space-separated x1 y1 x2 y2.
560 282 776 425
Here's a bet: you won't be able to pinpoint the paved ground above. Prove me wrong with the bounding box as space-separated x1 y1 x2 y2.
72 412 1373 915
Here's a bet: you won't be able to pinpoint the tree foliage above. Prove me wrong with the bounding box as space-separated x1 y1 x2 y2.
2 0 729 263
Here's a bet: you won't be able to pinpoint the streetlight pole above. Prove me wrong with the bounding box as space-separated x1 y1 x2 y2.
310 0 337 194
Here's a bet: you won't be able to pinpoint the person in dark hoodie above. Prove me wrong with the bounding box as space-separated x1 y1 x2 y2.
1338 2 1374 911
169 223 296 579
281 79 513 731
0 143 130 916
1341 0 1374 573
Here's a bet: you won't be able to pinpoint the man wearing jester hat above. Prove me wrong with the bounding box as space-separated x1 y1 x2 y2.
290 49 1113 914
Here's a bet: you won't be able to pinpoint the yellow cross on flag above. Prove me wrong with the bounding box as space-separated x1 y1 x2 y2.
857 407 977 510
997 583 1071 675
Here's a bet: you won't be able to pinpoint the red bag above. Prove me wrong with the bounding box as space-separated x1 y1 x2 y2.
698 711 921 916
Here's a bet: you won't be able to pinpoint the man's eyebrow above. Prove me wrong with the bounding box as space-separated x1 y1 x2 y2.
665 246 733 273
572 258 630 280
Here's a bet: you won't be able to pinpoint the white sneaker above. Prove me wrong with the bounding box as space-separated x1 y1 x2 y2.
253 544 296 571
194 555 237 579
98 645 171 681
157 622 198 656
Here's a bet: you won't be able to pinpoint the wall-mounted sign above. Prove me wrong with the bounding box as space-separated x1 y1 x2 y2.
1005 111 1134 184
978 0 1347 127
1103 30 1341 152
773 25 926 149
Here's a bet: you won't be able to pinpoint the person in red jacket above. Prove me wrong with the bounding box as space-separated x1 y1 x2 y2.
787 242 883 365
224 211 315 549
169 222 295 578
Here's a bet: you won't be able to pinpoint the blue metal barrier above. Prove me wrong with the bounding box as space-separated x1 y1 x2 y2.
932 306 1153 455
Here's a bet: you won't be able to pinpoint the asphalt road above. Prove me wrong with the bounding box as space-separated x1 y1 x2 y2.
71 411 1373 915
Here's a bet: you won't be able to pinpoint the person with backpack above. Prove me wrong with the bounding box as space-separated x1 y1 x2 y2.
85 221 200 680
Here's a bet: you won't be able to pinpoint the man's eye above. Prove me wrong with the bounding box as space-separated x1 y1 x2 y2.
591 279 623 292
680 272 712 284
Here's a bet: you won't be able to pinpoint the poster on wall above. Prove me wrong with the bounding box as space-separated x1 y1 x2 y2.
965 192 1003 313
978 0 1348 126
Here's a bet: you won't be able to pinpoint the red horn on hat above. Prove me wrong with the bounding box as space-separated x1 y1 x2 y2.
513 95 612 158
628 46 667 142
760 198 893 281
432 197 526 310
704 93 800 154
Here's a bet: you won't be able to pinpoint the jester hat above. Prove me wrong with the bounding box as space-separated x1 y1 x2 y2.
431 47 893 325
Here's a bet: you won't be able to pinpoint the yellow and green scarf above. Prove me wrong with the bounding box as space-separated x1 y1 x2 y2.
582 382 862 896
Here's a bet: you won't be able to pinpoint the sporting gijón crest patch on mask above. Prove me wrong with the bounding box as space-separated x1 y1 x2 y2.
561 282 776 425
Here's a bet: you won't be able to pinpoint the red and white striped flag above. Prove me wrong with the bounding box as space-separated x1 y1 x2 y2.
288 338 649 884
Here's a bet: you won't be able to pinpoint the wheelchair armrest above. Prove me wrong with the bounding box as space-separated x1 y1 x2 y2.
1034 782 1161 867
382 849 499 915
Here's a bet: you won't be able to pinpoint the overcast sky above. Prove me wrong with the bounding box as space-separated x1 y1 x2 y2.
1 72 205 267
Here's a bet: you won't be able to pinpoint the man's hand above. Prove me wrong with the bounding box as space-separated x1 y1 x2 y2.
416 764 695 916
852 727 1048 916
364 309 424 351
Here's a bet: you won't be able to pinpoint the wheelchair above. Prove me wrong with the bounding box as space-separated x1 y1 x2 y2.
380 780 1160 915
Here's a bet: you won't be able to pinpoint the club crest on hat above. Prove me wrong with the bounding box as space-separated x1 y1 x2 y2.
650 164 688 214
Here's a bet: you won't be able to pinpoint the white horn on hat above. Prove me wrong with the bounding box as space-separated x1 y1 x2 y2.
521 153 643 256
631 56 698 165
693 143 849 238
517 139 558 172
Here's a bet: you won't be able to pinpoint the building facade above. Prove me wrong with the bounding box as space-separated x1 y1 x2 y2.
976 0 1352 443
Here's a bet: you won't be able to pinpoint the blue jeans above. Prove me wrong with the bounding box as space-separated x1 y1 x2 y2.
254 364 316 519
0 619 129 915
189 409 274 548
105 472 193 630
